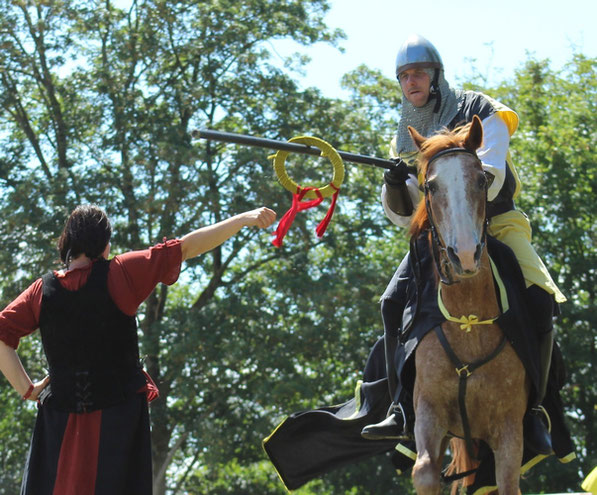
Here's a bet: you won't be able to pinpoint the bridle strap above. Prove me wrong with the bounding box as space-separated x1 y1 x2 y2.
423 147 487 285
426 147 478 167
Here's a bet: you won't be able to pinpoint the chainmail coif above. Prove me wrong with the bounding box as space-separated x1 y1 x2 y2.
395 69 462 154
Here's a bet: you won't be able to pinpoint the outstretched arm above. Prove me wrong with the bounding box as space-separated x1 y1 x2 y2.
180 207 276 261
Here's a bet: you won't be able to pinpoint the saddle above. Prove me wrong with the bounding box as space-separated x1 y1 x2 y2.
395 233 541 405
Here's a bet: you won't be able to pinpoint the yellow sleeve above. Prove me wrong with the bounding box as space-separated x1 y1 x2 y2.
484 94 519 136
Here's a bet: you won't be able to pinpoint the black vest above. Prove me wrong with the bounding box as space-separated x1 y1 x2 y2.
39 259 145 413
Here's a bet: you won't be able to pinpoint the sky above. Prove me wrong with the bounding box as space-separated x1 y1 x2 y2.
271 0 596 98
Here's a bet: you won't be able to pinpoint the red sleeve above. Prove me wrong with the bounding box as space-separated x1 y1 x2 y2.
0 239 183 347
0 279 43 349
107 239 183 316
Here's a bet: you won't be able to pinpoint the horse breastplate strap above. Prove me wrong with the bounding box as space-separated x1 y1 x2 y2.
436 256 509 331
433 325 507 460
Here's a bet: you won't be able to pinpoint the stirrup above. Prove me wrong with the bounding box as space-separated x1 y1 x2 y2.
531 405 552 433
360 403 411 441
524 406 553 455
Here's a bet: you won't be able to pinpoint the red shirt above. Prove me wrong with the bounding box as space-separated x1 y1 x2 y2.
0 239 182 349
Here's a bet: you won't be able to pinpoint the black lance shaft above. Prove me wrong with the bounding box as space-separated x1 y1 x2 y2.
192 129 400 171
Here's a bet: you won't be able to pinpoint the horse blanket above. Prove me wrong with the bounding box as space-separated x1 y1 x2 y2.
263 236 575 493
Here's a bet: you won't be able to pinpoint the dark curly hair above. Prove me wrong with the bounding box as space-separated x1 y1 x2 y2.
58 205 112 267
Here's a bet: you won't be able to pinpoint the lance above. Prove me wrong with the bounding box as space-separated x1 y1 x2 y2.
191 128 409 172
192 128 417 247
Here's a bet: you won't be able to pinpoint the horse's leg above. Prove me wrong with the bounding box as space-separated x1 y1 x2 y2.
491 422 524 495
412 400 445 495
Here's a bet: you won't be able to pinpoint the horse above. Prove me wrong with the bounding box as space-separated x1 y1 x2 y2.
406 115 529 495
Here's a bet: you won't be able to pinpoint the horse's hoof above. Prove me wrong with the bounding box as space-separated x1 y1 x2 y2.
360 414 411 440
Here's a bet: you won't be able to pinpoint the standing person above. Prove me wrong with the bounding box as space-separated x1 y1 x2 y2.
0 204 276 495
360 34 569 457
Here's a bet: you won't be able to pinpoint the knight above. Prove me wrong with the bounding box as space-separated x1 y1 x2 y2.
360 34 569 457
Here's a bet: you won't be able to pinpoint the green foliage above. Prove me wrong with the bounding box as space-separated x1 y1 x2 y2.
0 336 44 495
0 393 35 495
500 54 597 491
0 1 403 494
0 2 594 494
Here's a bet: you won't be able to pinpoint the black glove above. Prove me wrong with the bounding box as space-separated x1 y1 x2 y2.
383 159 414 217
384 159 410 186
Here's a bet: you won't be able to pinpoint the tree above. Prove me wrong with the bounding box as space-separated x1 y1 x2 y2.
0 1 410 494
1 2 594 494
494 54 597 491
0 1 374 493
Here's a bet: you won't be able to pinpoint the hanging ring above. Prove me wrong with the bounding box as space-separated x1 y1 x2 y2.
271 136 344 199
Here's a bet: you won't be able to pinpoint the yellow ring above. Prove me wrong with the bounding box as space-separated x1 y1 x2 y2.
272 136 344 199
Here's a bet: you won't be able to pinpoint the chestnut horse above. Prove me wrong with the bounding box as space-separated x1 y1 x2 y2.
407 116 528 495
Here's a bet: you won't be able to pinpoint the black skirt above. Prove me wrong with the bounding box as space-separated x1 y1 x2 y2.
21 393 152 495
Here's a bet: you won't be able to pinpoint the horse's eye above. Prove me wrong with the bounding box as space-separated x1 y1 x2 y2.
426 181 438 194
484 171 495 188
477 175 487 189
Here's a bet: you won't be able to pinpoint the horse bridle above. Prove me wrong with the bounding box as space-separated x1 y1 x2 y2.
422 147 489 285
423 147 505 462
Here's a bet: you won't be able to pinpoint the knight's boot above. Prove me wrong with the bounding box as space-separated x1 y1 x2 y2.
363 253 412 441
524 329 554 455
361 402 413 441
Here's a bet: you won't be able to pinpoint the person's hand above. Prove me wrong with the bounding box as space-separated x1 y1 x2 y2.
384 160 410 186
27 375 50 401
241 207 277 229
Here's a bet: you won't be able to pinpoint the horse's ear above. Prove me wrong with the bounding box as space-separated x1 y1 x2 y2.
408 126 426 150
464 115 483 151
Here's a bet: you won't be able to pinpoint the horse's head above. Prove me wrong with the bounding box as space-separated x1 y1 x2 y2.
408 115 488 280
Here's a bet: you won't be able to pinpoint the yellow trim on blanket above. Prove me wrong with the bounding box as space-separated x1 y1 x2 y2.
472 486 498 495
489 256 509 313
521 453 550 474
345 380 363 420
395 442 417 461
582 466 597 494
262 418 285 445
467 448 548 495
262 420 295 493
559 452 576 463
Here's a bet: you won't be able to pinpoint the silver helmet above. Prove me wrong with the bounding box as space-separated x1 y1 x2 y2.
395 34 443 79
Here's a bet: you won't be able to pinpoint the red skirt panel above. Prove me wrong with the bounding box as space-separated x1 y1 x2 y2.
21 393 152 495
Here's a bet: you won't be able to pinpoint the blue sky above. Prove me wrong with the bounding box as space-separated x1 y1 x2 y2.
271 0 596 98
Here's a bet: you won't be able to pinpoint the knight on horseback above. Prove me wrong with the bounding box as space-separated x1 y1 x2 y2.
360 34 568 457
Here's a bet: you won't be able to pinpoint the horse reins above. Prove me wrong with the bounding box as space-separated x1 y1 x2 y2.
422 147 489 286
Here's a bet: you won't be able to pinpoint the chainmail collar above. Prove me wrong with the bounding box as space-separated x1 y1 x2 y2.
395 70 462 154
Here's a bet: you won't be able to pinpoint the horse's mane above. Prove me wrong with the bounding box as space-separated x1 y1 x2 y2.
408 123 475 239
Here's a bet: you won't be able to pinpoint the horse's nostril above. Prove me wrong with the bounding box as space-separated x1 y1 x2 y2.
474 243 483 262
446 246 461 269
